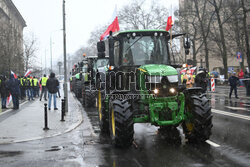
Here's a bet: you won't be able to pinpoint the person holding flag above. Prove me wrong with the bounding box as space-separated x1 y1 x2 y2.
7 72 20 109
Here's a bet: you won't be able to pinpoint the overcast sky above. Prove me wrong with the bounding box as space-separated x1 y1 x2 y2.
12 0 178 69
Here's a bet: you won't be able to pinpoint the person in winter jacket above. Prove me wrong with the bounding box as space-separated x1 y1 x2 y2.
228 73 239 99
46 72 59 110
7 74 20 109
0 75 9 109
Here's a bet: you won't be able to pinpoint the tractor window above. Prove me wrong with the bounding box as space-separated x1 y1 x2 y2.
122 36 168 66
96 59 109 68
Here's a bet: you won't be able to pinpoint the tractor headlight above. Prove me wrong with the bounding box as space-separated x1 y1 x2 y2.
169 88 176 94
147 76 162 83
153 89 159 94
167 75 178 83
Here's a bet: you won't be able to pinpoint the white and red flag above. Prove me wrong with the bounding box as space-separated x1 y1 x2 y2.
24 69 32 77
6 93 12 106
100 6 120 41
11 71 17 79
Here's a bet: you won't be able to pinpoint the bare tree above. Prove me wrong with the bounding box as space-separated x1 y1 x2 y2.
118 0 168 30
23 33 38 72
241 0 250 71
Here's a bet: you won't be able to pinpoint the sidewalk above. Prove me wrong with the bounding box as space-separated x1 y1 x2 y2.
0 90 83 144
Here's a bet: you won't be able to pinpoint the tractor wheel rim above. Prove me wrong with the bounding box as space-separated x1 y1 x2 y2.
112 108 115 136
98 90 102 121
186 122 194 131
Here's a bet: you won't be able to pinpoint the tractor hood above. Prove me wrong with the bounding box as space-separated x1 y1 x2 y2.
139 64 177 76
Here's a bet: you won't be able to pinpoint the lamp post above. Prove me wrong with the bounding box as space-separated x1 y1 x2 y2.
63 0 68 112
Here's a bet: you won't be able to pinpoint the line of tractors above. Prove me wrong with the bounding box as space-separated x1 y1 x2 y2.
70 29 213 147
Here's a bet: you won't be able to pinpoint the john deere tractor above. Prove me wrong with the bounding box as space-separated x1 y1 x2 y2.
96 30 212 147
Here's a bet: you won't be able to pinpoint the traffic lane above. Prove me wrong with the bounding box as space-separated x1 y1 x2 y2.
208 94 250 117
96 123 240 167
85 107 241 167
210 111 250 153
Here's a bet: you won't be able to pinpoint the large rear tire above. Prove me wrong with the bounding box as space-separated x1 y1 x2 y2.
75 81 82 98
84 85 96 107
183 93 213 143
97 90 109 134
109 99 134 147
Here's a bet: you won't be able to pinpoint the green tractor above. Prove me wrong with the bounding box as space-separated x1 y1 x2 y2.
81 55 109 107
96 30 212 147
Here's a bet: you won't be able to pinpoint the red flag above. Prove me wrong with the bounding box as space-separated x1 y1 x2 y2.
166 16 173 31
100 8 120 41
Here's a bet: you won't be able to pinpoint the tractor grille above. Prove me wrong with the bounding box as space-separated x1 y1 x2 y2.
146 77 178 97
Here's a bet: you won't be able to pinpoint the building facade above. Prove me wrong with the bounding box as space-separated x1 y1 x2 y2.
0 0 26 75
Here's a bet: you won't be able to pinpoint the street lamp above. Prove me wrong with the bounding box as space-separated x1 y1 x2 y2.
63 0 68 112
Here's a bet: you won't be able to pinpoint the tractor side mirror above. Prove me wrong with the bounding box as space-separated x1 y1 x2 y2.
97 41 105 52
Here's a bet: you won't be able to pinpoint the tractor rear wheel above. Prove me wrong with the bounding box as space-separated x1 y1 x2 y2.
183 93 213 143
84 85 96 107
75 81 82 98
109 99 134 147
97 90 109 134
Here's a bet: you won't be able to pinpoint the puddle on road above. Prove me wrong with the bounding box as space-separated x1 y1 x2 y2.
45 146 63 152
0 151 23 158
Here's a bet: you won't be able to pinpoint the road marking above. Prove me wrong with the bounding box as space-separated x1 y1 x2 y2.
206 140 220 147
0 101 29 116
212 109 250 121
225 106 250 112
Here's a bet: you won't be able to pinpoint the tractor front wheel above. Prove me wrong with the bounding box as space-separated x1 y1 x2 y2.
183 93 213 143
109 99 134 147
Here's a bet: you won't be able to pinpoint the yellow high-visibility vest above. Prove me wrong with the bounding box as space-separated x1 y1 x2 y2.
41 77 48 86
33 78 38 86
29 78 33 86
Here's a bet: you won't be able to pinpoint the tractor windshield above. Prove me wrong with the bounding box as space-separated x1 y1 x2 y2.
122 35 168 66
96 58 109 68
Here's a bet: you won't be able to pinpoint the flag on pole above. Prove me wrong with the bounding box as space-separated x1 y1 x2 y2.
24 69 32 77
166 16 173 31
100 6 120 41
6 93 12 106
11 71 17 79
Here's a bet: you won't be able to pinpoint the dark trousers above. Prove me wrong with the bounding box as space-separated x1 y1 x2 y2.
229 86 238 98
21 86 26 99
40 87 47 100
2 97 7 108
12 95 19 109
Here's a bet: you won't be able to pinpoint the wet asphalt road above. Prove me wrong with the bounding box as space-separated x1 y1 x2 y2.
0 87 250 167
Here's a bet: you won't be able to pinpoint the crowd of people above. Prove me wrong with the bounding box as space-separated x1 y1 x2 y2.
0 72 60 110
181 66 250 98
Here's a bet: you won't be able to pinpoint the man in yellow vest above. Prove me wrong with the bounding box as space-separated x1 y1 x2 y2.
40 74 48 101
33 76 39 97
183 70 194 88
